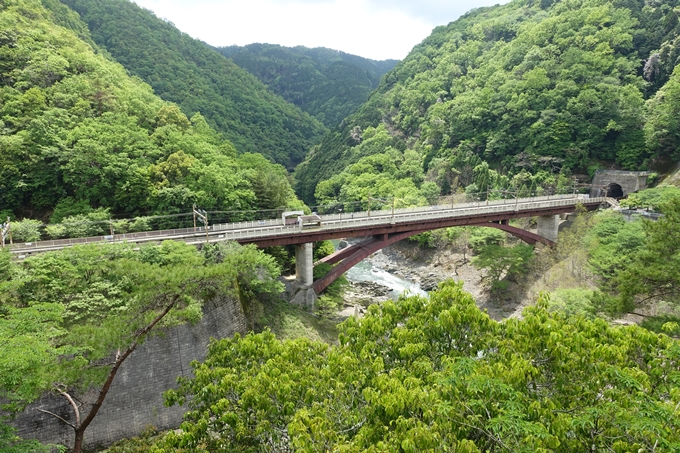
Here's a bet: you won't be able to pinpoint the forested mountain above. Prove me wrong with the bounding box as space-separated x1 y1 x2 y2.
59 0 328 168
0 0 301 220
216 44 398 127
295 0 680 204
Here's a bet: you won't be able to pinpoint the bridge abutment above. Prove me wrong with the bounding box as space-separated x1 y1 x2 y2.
537 215 560 243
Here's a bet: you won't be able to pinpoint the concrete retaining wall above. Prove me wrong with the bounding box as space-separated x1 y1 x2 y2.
12 296 247 450
590 170 651 197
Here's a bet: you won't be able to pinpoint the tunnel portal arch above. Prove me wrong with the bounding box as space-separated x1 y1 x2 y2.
606 183 624 198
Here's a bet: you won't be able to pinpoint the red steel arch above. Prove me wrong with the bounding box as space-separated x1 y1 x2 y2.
312 221 555 294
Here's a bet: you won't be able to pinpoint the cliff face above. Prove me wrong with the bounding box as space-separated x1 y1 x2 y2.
13 296 247 449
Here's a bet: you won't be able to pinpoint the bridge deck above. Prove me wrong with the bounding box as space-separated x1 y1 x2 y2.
7 195 605 255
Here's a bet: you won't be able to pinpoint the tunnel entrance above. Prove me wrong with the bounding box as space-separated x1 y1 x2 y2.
606 183 624 198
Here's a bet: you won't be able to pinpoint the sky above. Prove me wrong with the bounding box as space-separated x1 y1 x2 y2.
132 0 510 61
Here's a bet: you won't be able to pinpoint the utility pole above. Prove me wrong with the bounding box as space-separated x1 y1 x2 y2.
193 204 197 232
392 197 395 217
1 217 10 248
367 193 371 217
193 206 209 243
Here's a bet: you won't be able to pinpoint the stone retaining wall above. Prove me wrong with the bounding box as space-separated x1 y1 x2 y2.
13 295 246 449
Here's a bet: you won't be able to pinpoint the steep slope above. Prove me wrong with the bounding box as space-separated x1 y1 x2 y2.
0 0 300 219
60 0 327 168
217 44 398 127
295 0 680 204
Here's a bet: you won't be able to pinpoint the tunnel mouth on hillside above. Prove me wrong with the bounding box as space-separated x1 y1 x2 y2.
606 183 624 198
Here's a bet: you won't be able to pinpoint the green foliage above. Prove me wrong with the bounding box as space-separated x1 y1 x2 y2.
0 424 51 453
313 131 426 208
607 197 680 314
547 288 596 317
619 185 680 211
0 0 303 219
61 0 327 168
158 282 680 452
468 226 506 253
49 198 93 224
0 249 11 283
646 64 680 161
587 210 646 280
218 43 397 128
313 240 335 261
10 219 42 243
472 243 533 291
0 239 284 445
296 0 680 204
0 302 63 413
100 425 161 453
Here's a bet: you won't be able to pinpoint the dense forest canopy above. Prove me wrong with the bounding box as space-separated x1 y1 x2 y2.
295 0 680 204
59 0 328 168
158 282 680 452
217 43 398 127
0 0 301 220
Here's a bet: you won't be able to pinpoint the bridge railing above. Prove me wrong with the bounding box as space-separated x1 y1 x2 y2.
9 195 604 254
197 196 605 243
317 194 583 222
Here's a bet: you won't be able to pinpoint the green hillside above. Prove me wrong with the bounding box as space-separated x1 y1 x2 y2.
60 0 328 168
217 43 398 127
295 0 680 204
0 0 300 219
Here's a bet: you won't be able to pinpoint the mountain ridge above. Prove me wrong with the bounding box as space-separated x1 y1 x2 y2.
216 43 398 127
60 0 328 168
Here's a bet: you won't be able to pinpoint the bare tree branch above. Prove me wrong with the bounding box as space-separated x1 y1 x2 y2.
37 408 75 429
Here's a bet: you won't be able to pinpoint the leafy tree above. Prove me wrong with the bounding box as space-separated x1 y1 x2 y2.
0 241 283 452
0 424 51 453
619 185 680 211
472 243 534 291
0 0 304 220
10 220 43 243
608 197 680 315
158 281 680 452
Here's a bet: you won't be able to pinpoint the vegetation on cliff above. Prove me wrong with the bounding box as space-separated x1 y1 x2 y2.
59 0 327 168
0 0 301 220
0 241 283 452
295 0 680 204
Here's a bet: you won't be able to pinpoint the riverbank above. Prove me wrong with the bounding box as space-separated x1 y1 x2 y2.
341 240 537 321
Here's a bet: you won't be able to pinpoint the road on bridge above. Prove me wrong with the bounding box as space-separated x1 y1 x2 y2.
8 194 605 256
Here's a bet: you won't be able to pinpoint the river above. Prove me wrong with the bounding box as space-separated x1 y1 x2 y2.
333 241 427 299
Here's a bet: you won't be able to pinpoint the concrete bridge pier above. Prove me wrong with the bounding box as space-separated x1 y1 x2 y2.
291 243 316 309
537 215 560 243
295 243 314 285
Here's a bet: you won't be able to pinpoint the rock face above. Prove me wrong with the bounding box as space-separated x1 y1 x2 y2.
343 281 392 308
13 296 247 450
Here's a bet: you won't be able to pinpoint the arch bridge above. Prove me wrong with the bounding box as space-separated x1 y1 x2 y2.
8 195 606 298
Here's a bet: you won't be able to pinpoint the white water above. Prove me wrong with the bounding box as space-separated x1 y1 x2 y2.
333 241 427 299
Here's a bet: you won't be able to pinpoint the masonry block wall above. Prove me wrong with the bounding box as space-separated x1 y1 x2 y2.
13 295 247 449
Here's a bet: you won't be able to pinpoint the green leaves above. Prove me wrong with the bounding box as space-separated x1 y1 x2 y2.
159 281 680 451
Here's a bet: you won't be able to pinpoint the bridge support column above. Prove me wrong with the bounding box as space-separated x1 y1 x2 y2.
289 243 316 310
295 243 314 286
537 215 560 243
